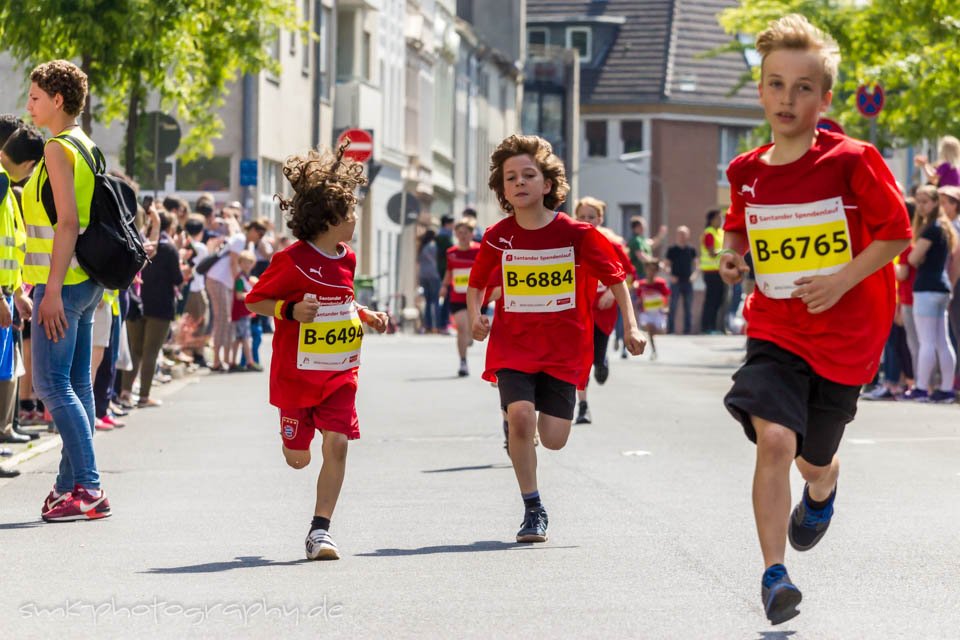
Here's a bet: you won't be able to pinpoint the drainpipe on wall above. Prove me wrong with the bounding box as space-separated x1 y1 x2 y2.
242 72 256 218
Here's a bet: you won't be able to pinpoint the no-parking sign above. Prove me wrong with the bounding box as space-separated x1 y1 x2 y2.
856 84 884 118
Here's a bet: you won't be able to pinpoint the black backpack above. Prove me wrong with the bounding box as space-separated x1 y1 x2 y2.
38 133 147 289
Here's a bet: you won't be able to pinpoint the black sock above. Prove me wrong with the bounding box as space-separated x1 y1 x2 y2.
804 486 832 510
522 490 541 510
20 399 36 412
310 516 330 532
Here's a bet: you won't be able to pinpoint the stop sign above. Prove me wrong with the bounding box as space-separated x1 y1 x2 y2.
336 129 373 163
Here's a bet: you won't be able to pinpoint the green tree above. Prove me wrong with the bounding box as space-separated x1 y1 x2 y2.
718 0 960 146
0 0 301 176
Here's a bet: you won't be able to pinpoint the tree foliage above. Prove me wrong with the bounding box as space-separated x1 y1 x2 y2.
0 0 301 165
719 0 960 146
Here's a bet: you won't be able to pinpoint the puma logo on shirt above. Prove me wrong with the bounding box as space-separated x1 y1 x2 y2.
499 236 514 249
740 178 758 198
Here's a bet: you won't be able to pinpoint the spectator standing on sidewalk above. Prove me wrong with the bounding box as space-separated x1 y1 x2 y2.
914 136 960 188
204 218 269 371
23 60 111 521
0 125 44 447
700 209 726 333
665 226 698 334
120 211 185 408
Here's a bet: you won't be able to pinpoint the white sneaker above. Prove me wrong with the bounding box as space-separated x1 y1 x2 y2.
305 529 340 560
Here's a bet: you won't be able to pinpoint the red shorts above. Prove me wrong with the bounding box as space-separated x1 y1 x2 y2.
278 378 360 449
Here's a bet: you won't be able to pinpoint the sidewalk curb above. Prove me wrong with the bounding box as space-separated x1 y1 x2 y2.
3 368 207 470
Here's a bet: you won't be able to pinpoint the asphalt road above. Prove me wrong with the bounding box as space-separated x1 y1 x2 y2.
1 333 958 639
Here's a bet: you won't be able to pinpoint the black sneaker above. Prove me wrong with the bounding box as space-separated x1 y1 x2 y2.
574 401 592 424
503 420 509 454
594 359 609 384
516 506 548 543
761 564 802 625
788 484 836 551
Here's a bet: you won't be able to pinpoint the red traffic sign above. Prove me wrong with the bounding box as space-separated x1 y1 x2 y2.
856 84 884 118
336 129 373 163
816 117 845 135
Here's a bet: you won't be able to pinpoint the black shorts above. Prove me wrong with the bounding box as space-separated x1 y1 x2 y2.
724 338 859 467
497 369 576 420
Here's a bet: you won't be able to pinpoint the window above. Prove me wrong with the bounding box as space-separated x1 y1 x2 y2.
260 159 284 223
301 0 310 75
319 6 331 98
527 28 548 48
267 27 281 84
362 30 372 81
621 120 644 154
718 126 753 183
176 156 231 192
586 120 607 157
336 11 354 81
566 27 591 62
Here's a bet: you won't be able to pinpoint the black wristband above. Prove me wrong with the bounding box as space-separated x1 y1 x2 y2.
284 300 297 321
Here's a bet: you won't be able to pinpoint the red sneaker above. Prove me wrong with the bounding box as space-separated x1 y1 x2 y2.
41 488 71 517
94 418 114 431
42 486 111 522
100 414 125 429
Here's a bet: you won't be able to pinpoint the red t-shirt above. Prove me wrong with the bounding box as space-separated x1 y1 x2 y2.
724 131 911 385
246 241 360 409
445 242 481 304
636 278 671 312
897 246 915 306
468 212 625 388
593 239 634 335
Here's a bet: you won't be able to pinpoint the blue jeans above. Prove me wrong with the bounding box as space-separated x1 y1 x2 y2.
32 280 104 492
420 278 441 331
668 279 693 334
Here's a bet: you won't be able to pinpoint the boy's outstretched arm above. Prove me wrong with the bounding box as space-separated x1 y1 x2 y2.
247 298 320 323
792 239 909 314
466 286 490 341
610 280 646 355
719 230 750 286
358 306 389 333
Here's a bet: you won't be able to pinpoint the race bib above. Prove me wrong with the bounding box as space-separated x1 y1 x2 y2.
746 197 852 299
297 298 363 371
642 293 664 311
502 246 576 313
451 268 471 294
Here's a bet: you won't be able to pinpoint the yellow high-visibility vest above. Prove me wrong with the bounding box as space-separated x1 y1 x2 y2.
0 167 25 290
700 226 724 272
21 129 96 286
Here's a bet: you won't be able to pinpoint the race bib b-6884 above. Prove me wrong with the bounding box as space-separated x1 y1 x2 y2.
746 197 852 299
502 246 576 313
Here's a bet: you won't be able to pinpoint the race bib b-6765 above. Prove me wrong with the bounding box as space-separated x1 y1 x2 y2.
501 246 576 313
451 268 471 294
746 196 852 299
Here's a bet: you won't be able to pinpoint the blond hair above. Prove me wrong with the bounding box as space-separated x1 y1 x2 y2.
938 136 960 168
574 196 607 220
914 184 957 253
238 250 257 264
755 14 840 93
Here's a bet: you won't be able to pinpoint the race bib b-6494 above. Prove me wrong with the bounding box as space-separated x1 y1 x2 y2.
297 300 363 370
746 196 852 299
501 246 576 313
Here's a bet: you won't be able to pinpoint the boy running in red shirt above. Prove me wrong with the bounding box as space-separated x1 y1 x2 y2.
719 15 911 624
440 218 482 377
467 134 645 543
246 145 388 561
636 260 670 360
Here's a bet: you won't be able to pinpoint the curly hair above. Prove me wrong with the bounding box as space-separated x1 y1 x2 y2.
276 142 367 242
30 60 88 117
488 134 569 214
